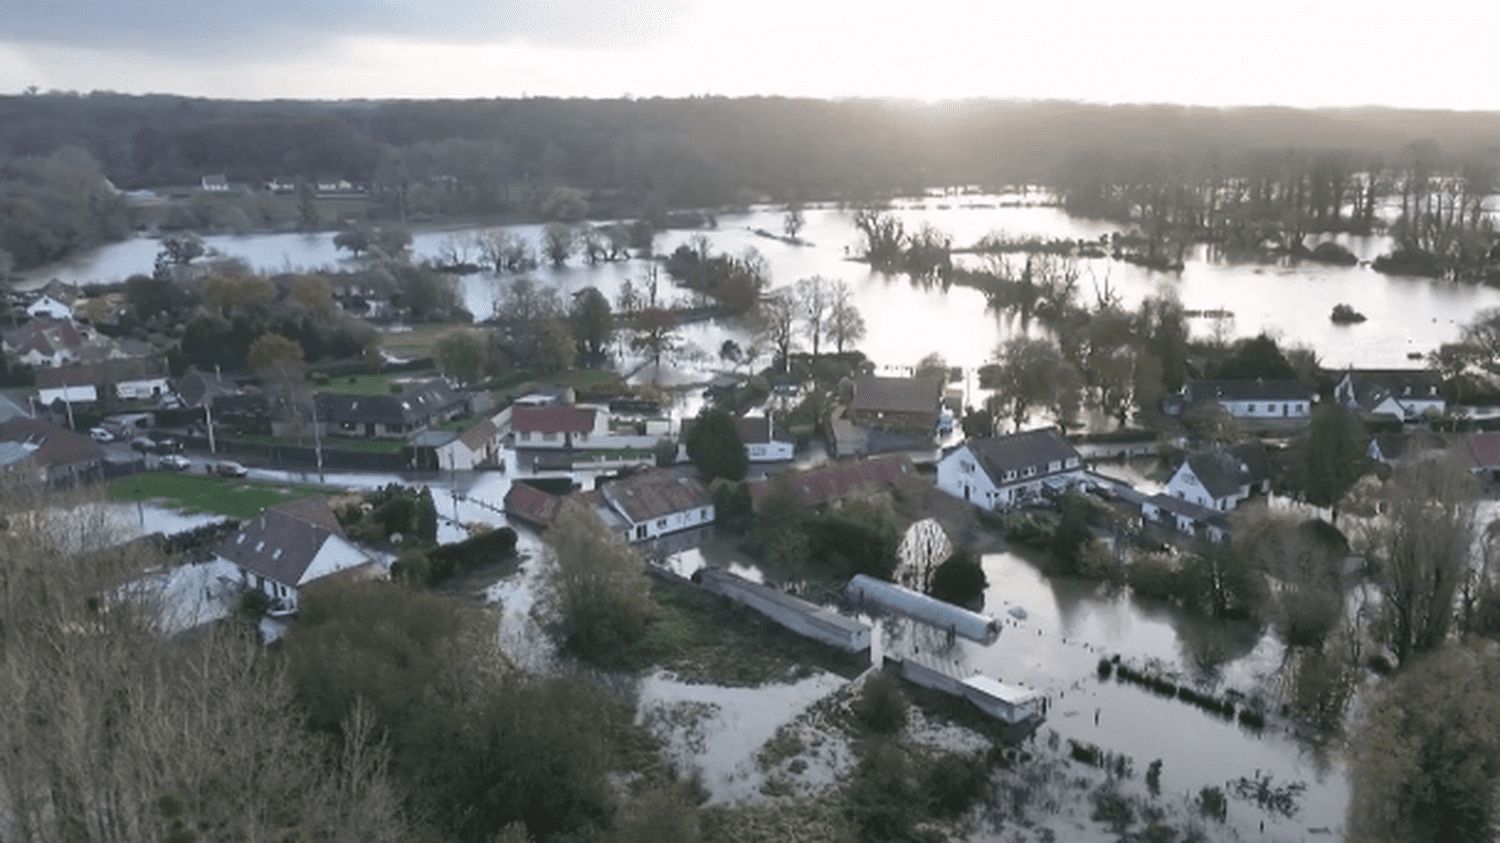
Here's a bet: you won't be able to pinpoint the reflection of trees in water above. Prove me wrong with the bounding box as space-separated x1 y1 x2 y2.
876 614 961 663
896 518 952 593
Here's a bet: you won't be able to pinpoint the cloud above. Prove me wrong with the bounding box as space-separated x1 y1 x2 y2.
0 0 687 57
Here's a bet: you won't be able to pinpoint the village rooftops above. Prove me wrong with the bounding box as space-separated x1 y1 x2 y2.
1185 379 1313 403
314 379 461 427
34 358 168 389
0 416 104 468
1181 442 1270 499
958 429 1080 486
175 369 244 408
849 374 944 416
680 414 793 446
1339 368 1442 410
600 469 712 524
749 454 916 509
214 497 355 588
510 404 597 435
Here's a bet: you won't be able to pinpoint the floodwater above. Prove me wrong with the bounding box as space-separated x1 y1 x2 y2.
26 192 1499 373
871 547 1348 839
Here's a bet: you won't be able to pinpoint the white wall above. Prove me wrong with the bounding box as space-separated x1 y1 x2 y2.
1217 398 1310 419
622 504 715 542
38 385 97 405
747 441 795 462
936 444 1083 512
117 377 170 401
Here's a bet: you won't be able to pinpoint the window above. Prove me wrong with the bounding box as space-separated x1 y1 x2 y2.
700 508 709 518
656 518 667 528
1247 403 1257 413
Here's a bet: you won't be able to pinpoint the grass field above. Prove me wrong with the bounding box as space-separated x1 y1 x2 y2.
379 324 474 360
108 472 328 518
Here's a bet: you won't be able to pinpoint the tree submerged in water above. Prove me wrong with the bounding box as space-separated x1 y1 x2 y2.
1329 303 1367 324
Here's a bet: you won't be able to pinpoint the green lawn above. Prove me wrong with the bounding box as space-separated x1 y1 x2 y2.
108 472 328 519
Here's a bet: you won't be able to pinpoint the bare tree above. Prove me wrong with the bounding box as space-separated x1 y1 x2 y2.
794 275 832 361
756 289 798 373
783 203 805 240
827 279 866 354
542 223 576 267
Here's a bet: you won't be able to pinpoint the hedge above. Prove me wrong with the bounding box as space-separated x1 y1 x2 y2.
423 527 519 585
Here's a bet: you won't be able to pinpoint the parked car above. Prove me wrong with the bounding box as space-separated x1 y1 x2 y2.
159 454 192 471
214 460 248 478
88 427 114 443
129 436 155 453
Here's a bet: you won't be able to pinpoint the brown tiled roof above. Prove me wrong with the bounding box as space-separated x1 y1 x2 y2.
601 469 712 523
512 405 596 435
215 497 347 587
0 417 104 467
1470 433 1500 469
504 482 562 527
749 455 916 509
850 375 943 416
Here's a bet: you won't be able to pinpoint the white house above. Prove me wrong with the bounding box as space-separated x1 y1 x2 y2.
26 295 73 321
1142 493 1231 543
214 497 377 614
598 469 714 542
511 403 668 451
411 418 504 471
35 362 171 407
1164 442 1271 513
1334 369 1446 421
1185 379 1314 420
935 428 1084 511
200 174 230 192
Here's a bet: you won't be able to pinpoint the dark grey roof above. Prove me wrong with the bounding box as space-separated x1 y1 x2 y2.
215 497 348 587
1186 379 1312 403
961 429 1080 486
1371 431 1446 463
850 375 943 415
1146 493 1231 528
1342 369 1443 411
315 379 462 427
174 369 243 408
681 414 792 446
1182 442 1270 498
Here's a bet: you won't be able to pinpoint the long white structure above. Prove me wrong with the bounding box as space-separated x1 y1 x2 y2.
699 568 871 653
891 654 1045 726
846 574 1000 642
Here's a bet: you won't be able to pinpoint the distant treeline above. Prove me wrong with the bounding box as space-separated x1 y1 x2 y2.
7 93 1500 201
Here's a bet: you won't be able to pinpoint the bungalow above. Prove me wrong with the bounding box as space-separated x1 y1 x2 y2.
200 174 230 192
3 318 92 368
174 369 245 409
848 374 944 432
1164 442 1271 513
0 417 105 485
26 294 73 321
1184 379 1314 420
511 404 607 449
681 414 795 463
598 468 714 542
1334 369 1446 421
749 454 918 510
214 497 377 615
1142 493 1231 543
313 379 465 439
935 428 1084 511
411 418 504 471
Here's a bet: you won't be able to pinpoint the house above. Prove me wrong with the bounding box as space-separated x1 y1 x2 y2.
313 379 465 439
848 374 944 432
174 368 245 409
935 428 1084 511
749 454 917 510
511 404 607 449
35 360 172 407
410 418 503 471
214 497 376 615
1368 432 1447 467
264 177 297 194
503 482 564 528
1334 369 1446 421
26 294 73 321
200 174 230 192
598 468 714 542
3 318 92 368
0 417 105 485
1164 442 1271 513
680 414 795 463
1184 379 1314 420
1142 493 1231 543
1468 433 1500 481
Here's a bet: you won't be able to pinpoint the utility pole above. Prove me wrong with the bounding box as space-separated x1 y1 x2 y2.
309 394 325 483
204 399 217 455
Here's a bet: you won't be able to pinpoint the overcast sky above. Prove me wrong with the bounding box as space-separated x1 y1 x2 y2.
0 0 1495 108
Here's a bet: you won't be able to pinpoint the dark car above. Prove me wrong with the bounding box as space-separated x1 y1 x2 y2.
146 431 184 453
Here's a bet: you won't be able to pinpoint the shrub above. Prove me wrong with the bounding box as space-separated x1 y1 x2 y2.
426 527 519 584
1198 786 1227 821
391 550 432 585
923 752 991 818
928 549 988 606
854 672 909 735
1127 553 1178 601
